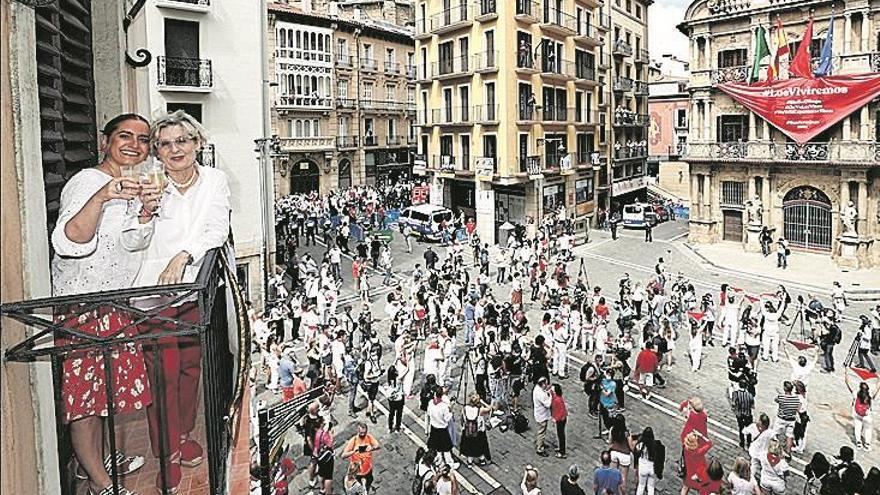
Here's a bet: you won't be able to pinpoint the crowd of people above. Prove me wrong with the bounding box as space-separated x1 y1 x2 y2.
252 183 880 495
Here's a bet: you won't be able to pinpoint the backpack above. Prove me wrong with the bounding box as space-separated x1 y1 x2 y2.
653 439 666 480
512 412 529 433
830 325 842 345
411 447 432 495
463 415 479 438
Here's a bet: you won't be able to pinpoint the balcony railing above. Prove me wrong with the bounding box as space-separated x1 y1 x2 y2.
416 64 432 81
613 39 633 57
474 50 498 71
335 53 353 68
515 0 540 20
475 104 499 122
596 12 611 30
1 248 247 495
518 104 538 121
518 155 542 174
386 135 403 146
542 105 568 122
572 107 598 124
613 76 633 92
198 143 215 167
686 141 879 163
434 55 471 77
633 80 649 95
416 110 430 125
712 65 748 84
406 102 416 113
613 110 649 126
406 64 417 78
363 135 379 146
635 48 650 64
545 151 573 169
432 106 473 124
613 145 648 160
541 7 577 33
384 61 401 74
431 5 471 33
575 64 596 81
541 58 575 78
337 136 358 148
336 97 357 109
596 53 611 69
477 0 497 17
276 95 332 108
359 58 377 72
407 135 418 145
517 51 537 70
279 136 335 150
433 154 458 171
157 56 213 89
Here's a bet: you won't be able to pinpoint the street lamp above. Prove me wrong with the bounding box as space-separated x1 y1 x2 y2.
254 135 282 306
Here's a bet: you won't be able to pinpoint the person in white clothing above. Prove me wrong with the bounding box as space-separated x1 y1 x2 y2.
51 113 153 495
726 457 758 495
551 321 570 378
721 295 740 347
760 297 784 362
426 388 458 468
743 413 773 481
758 439 789 494
532 377 553 456
688 323 703 372
126 110 232 494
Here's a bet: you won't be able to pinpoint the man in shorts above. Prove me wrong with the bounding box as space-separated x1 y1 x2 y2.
342 422 382 492
774 381 800 454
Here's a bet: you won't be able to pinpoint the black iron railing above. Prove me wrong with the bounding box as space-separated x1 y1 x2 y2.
1 248 249 495
198 143 215 167
157 56 213 88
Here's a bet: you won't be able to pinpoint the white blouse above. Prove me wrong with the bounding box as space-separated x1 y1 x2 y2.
51 169 144 296
124 166 230 288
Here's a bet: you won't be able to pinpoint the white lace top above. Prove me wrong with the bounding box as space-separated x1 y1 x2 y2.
51 169 143 296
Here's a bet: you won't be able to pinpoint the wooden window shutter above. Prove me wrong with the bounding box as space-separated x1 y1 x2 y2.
34 0 98 236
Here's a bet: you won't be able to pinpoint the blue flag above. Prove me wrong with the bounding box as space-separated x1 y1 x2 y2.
815 14 834 76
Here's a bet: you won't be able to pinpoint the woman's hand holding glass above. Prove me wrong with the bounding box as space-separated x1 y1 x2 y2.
100 176 140 203
137 180 163 221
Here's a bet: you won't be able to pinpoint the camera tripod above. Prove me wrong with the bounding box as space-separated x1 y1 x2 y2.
451 346 478 405
784 300 813 345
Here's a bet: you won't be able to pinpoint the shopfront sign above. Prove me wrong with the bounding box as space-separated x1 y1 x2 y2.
717 74 880 144
611 175 647 197
476 157 495 181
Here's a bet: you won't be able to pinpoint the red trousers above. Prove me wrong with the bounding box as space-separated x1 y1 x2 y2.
141 302 202 459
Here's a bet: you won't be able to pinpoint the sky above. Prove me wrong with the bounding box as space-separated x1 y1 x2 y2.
649 0 691 61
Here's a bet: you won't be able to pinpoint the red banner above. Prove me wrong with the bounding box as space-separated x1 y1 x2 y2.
717 74 880 144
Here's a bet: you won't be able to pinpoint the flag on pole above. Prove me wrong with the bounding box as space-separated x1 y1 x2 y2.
750 25 771 83
768 17 789 80
814 13 835 76
790 16 815 78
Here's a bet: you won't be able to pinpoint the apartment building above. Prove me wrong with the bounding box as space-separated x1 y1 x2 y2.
129 0 266 301
599 0 652 214
269 2 417 196
679 0 879 268
414 0 610 243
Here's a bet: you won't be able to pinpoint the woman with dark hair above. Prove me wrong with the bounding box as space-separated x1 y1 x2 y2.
52 113 153 495
550 383 568 459
459 393 492 466
609 413 632 493
311 415 335 495
634 427 659 495
426 387 458 468
387 365 404 432
845 371 879 450
701 459 723 495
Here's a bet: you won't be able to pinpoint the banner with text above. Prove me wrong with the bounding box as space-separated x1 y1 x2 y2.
717 73 880 144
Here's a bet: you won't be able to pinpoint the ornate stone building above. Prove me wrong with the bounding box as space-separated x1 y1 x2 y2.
679 0 879 268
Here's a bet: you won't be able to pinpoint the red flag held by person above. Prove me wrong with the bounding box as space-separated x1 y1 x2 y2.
787 340 815 351
789 16 815 78
688 311 705 322
852 367 879 381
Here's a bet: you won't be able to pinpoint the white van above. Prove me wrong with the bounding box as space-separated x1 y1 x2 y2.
398 204 454 240
621 203 655 228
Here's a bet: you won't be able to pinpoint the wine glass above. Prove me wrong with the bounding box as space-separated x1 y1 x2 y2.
120 163 142 216
141 158 168 216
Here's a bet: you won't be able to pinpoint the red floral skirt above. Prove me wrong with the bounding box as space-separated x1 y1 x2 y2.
56 307 152 423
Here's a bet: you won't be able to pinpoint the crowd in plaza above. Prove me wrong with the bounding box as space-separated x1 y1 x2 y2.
252 182 880 495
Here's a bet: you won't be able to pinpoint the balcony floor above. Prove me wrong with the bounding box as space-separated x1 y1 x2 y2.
70 385 251 495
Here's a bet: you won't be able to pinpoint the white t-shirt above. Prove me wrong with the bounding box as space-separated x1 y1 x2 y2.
727 472 757 495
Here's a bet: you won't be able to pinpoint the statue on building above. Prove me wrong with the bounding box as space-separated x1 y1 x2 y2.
746 195 763 225
841 201 858 236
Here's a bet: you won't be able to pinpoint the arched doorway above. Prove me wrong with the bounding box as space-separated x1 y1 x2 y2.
338 159 352 190
783 185 832 252
289 159 319 194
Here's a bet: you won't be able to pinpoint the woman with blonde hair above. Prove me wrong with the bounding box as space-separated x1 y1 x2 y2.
726 457 758 495
758 439 789 494
128 109 232 494
520 465 542 495
344 461 367 495
680 430 713 495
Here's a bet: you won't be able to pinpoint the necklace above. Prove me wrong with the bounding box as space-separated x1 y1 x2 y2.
167 166 198 189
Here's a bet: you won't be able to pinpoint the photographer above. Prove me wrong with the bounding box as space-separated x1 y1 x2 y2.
818 318 842 373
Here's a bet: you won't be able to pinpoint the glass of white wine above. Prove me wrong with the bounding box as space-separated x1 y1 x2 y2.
141 158 168 217
120 163 142 216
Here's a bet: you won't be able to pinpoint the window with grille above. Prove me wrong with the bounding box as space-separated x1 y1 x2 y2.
35 0 98 240
717 49 747 68
721 181 745 206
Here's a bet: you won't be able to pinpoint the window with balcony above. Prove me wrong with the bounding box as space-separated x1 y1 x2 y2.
483 135 497 160
386 84 396 102
575 50 595 79
459 37 470 66
717 115 748 142
407 87 415 104
519 83 535 119
787 38 822 60
386 48 395 65
517 31 534 68
388 119 397 139
459 86 470 121
338 80 348 98
439 41 454 73
364 118 376 144
443 88 454 121
364 44 373 59
676 108 687 128
163 19 210 88
542 41 564 73
460 134 471 170
363 82 373 101
717 49 747 68
339 116 350 136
